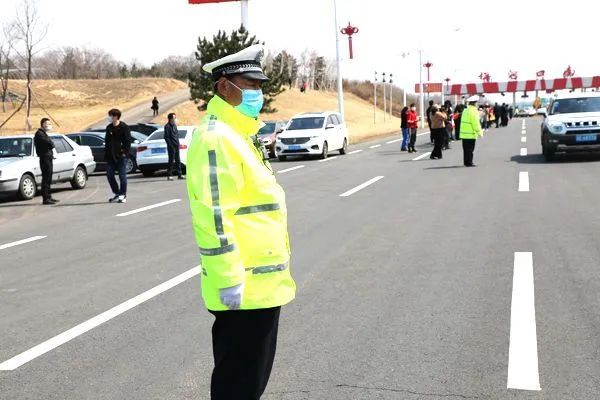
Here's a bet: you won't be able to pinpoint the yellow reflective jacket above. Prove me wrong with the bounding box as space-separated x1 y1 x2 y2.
459 105 483 139
186 95 296 311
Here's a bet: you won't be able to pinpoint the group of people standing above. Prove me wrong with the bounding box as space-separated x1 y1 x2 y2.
399 95 509 167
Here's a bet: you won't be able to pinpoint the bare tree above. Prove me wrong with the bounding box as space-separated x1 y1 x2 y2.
0 22 17 112
13 0 48 131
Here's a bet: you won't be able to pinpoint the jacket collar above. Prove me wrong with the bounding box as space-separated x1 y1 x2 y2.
206 95 262 137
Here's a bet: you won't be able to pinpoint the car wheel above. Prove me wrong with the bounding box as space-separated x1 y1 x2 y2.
320 142 328 160
125 157 136 174
542 143 555 162
18 174 36 200
141 168 155 177
277 155 287 162
339 139 348 155
70 166 87 190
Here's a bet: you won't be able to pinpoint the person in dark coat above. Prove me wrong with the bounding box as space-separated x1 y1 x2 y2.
151 97 159 117
164 113 184 180
501 103 509 126
105 108 131 203
453 104 465 140
493 103 501 128
33 118 59 205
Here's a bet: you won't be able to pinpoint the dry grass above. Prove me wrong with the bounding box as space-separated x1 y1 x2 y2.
0 78 187 135
152 88 401 143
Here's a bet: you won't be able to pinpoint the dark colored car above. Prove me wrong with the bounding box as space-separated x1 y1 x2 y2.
66 131 147 174
88 123 161 136
257 121 287 158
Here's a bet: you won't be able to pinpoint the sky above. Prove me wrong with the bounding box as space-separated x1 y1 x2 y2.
1 0 598 98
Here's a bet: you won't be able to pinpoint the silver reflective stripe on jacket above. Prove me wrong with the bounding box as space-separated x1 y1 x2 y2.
235 203 280 215
245 263 289 275
199 243 236 256
207 150 228 247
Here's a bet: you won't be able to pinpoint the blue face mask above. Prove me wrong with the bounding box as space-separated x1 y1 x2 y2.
229 81 264 118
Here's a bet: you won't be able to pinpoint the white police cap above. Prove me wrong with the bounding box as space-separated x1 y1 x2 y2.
203 44 269 82
467 95 480 102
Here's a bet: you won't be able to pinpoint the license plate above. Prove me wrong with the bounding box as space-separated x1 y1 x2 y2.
576 134 597 142
151 147 166 154
288 145 301 150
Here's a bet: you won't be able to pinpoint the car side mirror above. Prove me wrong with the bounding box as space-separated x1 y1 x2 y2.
326 124 335 130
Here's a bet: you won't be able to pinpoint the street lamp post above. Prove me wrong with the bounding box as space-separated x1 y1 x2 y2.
419 49 425 129
373 71 377 124
382 73 387 123
333 0 345 121
389 74 393 118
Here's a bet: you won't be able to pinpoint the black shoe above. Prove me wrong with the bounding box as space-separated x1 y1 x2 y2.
43 199 54 205
49 198 59 203
412 148 418 153
109 195 120 203
465 164 477 167
177 175 185 180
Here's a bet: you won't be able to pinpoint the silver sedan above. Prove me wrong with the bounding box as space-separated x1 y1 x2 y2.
0 134 96 200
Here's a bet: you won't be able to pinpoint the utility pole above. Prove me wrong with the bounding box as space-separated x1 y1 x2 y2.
373 71 377 124
419 49 425 129
389 74 393 117
382 72 387 123
333 0 345 121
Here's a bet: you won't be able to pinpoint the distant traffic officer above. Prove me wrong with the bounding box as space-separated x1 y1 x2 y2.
460 95 484 167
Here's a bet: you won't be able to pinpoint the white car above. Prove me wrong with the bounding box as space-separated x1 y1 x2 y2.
135 126 197 177
0 134 96 200
275 112 349 161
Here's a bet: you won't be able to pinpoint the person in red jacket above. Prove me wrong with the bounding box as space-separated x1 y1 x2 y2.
407 103 419 153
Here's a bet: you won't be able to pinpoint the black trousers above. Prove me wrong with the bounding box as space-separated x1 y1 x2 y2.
431 128 445 158
210 307 281 400
409 128 417 150
39 156 53 201
167 145 182 177
462 139 476 166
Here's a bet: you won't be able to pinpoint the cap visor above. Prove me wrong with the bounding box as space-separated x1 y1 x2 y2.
241 71 270 81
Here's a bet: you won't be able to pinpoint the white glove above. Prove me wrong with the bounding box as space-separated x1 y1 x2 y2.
219 283 244 310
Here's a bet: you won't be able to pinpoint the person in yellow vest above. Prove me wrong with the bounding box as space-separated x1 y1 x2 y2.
186 44 296 400
460 95 484 167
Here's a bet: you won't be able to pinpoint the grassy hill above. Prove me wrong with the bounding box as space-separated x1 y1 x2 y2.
0 78 187 135
153 88 401 143
0 79 401 142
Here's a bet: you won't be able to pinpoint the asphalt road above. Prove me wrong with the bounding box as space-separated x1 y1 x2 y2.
1 118 600 399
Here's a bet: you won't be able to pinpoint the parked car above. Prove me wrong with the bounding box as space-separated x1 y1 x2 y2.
541 92 600 161
136 126 197 176
66 131 145 174
0 134 95 200
516 107 536 117
88 123 159 136
257 120 287 158
275 112 348 161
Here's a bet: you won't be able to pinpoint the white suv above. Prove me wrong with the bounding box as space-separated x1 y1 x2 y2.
275 112 349 161
541 92 600 161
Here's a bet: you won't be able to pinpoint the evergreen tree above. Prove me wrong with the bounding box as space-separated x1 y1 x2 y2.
188 26 284 114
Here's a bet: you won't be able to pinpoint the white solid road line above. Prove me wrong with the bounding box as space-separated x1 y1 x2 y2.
520 148 528 156
417 131 431 136
0 266 201 371
521 137 527 143
348 149 363 155
116 199 181 217
0 236 46 251
386 139 402 144
369 144 382 149
318 156 338 163
340 176 384 197
412 152 432 161
519 172 530 192
278 165 305 174
507 252 541 391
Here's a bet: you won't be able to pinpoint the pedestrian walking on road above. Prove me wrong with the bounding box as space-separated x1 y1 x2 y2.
460 95 484 167
426 99 435 143
105 109 131 203
151 96 159 117
501 103 509 126
34 118 59 205
187 44 296 400
430 105 447 159
407 103 419 153
494 103 501 128
164 113 183 180
400 106 409 151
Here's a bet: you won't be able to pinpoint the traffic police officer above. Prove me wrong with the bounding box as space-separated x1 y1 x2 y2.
34 118 59 205
186 44 296 400
460 95 484 167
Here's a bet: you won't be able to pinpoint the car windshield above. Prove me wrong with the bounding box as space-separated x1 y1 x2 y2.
258 123 276 135
147 129 187 141
0 138 33 157
287 117 325 130
550 97 600 115
131 131 147 142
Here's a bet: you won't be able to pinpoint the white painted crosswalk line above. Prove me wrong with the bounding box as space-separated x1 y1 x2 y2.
507 252 541 391
519 172 530 192
0 236 46 251
340 176 384 197
412 152 432 161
